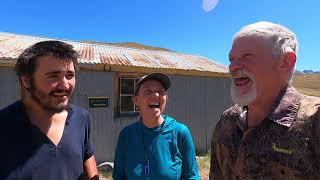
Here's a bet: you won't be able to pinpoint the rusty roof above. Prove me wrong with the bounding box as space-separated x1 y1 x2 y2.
0 32 229 77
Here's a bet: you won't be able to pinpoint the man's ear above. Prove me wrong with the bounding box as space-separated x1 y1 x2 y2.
20 75 31 89
165 94 169 103
132 95 138 105
279 52 296 72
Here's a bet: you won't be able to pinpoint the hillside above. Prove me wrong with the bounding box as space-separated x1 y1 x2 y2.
292 74 320 97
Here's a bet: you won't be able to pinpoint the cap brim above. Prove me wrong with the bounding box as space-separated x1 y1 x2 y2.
136 73 171 92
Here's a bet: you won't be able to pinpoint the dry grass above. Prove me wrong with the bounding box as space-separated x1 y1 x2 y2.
292 74 320 97
99 171 112 180
197 154 210 180
99 154 211 180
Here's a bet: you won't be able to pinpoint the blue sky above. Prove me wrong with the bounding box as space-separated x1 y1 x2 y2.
1 0 319 71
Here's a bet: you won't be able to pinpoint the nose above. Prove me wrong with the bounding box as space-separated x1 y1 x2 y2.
57 76 70 90
149 91 160 97
229 60 244 73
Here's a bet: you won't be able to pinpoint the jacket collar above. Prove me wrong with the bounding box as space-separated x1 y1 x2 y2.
267 85 301 127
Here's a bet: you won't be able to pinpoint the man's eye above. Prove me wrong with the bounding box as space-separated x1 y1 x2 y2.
66 74 75 80
243 53 252 58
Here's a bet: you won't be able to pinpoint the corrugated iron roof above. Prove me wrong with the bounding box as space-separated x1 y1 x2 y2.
0 32 229 76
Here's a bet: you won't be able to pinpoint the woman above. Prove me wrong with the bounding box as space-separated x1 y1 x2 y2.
113 73 200 180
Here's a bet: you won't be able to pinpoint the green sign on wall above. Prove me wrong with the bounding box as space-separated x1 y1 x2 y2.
89 97 109 108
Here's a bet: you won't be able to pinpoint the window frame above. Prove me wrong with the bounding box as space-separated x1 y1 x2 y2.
118 74 143 116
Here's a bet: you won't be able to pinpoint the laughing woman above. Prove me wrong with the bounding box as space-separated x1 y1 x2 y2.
113 73 200 180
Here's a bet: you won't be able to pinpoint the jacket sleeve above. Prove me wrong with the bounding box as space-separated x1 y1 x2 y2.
112 130 127 180
180 126 200 180
209 120 224 180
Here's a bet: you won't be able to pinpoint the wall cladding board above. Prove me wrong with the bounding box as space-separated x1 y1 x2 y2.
184 76 207 153
205 77 232 150
165 75 187 123
0 67 20 108
73 71 116 162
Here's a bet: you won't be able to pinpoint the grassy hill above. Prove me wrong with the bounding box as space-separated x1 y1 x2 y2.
292 74 320 97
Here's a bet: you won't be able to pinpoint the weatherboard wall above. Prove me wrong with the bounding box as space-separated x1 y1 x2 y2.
167 75 232 153
0 67 20 108
72 70 116 163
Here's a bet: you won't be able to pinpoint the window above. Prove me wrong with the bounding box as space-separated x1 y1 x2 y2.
119 77 140 113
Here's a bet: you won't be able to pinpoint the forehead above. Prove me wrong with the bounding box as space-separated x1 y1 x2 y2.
140 79 164 89
36 56 75 73
230 36 269 55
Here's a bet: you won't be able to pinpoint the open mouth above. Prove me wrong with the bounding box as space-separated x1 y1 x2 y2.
50 91 70 98
234 76 251 86
52 92 67 97
148 103 160 109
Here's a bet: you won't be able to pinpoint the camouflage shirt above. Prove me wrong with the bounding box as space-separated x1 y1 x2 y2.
209 86 320 180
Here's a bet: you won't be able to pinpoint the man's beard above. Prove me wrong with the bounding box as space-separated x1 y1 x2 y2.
230 70 257 106
28 79 74 113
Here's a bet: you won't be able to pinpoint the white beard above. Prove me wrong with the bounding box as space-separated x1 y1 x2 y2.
230 70 257 106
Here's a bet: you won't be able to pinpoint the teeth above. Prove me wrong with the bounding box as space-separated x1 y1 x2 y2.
53 93 67 96
234 77 250 86
149 103 159 106
234 75 248 79
148 102 160 109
